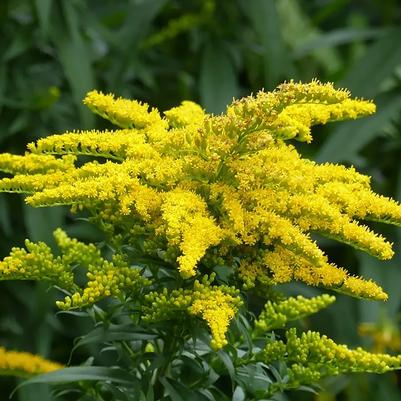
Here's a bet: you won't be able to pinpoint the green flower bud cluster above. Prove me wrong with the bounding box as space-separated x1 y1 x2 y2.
142 287 193 322
54 227 102 267
56 256 149 310
0 240 77 292
142 274 221 323
261 328 401 390
143 274 242 350
55 230 149 310
0 228 150 311
255 294 336 332
237 259 273 291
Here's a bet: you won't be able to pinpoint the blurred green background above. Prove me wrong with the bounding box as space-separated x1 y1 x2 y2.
1 0 401 399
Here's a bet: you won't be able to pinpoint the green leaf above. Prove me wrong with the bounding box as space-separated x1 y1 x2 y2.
35 0 53 37
177 354 207 387
294 28 384 59
0 195 12 236
7 112 30 136
276 0 341 74
159 377 186 401
325 295 359 344
50 2 95 128
232 386 246 401
200 42 238 114
24 206 65 245
83 0 166 92
241 0 294 88
14 366 136 394
159 377 210 401
340 27 401 98
207 386 231 401
0 63 6 115
198 389 217 401
2 32 31 62
115 0 167 48
217 349 235 380
146 384 155 401
18 384 53 401
236 364 272 394
316 28 401 163
73 323 158 352
232 313 253 353
358 252 401 320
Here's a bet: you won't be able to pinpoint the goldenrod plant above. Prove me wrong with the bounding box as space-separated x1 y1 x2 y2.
1 80 401 400
0 347 62 378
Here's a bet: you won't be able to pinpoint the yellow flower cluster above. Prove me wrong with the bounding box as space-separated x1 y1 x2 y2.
160 189 223 278
188 281 241 350
143 274 242 350
0 347 63 377
261 328 401 390
83 91 165 130
0 153 75 174
255 294 336 332
0 228 149 310
0 80 400 302
164 100 205 128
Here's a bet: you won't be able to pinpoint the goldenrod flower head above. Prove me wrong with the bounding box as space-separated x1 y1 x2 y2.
0 347 63 377
0 80 400 304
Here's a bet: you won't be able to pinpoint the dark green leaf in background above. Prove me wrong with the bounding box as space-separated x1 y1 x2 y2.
241 0 294 89
50 2 95 128
16 366 136 388
317 93 401 164
200 42 239 114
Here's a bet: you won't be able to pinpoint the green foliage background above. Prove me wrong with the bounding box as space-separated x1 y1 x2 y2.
0 0 401 400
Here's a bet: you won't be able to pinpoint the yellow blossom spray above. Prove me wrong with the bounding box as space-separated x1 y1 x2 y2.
1 80 401 398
